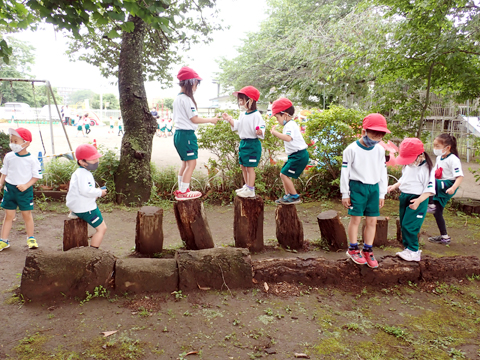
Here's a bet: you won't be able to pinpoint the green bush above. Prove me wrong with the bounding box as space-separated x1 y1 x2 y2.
0 131 10 160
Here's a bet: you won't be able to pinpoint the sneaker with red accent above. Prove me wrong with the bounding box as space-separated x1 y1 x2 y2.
175 189 202 201
362 250 379 269
346 249 367 265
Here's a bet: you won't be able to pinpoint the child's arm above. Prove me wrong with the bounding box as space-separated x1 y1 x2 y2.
190 115 219 125
256 115 266 139
446 176 463 194
270 125 292 142
17 177 40 192
0 173 6 188
221 113 235 128
408 192 431 210
387 182 401 193
378 153 388 208
340 148 352 208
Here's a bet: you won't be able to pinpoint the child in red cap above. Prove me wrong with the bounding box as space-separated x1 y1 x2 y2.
340 113 390 268
388 138 435 261
222 86 266 198
173 66 220 201
270 98 309 204
0 128 43 251
66 144 108 248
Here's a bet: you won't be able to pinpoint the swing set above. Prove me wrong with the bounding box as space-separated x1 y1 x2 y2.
0 78 75 161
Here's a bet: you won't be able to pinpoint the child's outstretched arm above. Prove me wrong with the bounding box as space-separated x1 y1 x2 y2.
190 115 219 125
270 125 292 142
222 113 235 128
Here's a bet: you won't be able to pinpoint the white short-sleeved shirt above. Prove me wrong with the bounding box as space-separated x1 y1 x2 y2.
231 110 266 139
66 167 102 213
0 152 43 185
399 162 435 195
173 94 198 131
283 120 308 155
434 154 464 180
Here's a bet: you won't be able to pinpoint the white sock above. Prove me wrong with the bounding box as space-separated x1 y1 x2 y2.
442 234 449 238
178 176 183 189
180 182 189 193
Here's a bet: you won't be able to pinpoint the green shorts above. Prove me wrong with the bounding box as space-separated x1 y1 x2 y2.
433 179 456 208
281 149 309 179
160 126 166 132
239 138 262 167
348 180 380 217
77 125 82 130
174 130 198 161
110 125 114 129
1 182 34 211
85 124 90 130
74 207 104 228
157 124 160 129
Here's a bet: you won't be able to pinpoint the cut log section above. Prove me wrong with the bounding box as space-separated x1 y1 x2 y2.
234 196 264 252
63 218 88 251
174 199 214 250
135 206 164 255
362 216 389 247
316 210 348 250
275 204 303 250
452 197 480 215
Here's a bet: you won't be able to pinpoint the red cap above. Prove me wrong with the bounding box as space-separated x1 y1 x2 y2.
271 98 293 116
9 128 32 142
396 138 424 165
76 144 102 161
177 66 202 81
232 86 260 102
363 113 390 133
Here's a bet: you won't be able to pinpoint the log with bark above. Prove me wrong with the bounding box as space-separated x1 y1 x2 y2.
135 206 164 255
233 196 264 252
275 204 303 250
316 210 348 250
63 218 88 251
362 216 389 247
174 199 214 250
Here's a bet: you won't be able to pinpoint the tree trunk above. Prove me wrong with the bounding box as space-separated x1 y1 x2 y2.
63 218 88 251
115 15 157 205
362 216 389 247
233 196 264 252
316 210 348 250
275 205 303 250
135 206 164 255
174 199 214 250
416 61 435 138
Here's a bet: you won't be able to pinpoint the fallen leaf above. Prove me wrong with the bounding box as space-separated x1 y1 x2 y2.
185 351 199 356
252 278 258 284
101 331 117 337
294 353 310 359
264 282 269 292
197 284 211 291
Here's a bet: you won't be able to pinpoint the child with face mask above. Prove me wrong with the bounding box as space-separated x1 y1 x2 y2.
66 144 108 248
0 128 43 251
222 86 265 198
387 138 435 261
270 98 309 205
427 134 464 245
340 113 390 268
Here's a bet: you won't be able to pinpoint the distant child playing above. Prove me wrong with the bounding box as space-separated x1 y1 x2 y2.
428 134 464 245
118 117 123 136
0 128 43 251
66 144 107 248
270 98 309 205
173 66 219 201
222 86 265 198
388 138 435 262
340 113 389 268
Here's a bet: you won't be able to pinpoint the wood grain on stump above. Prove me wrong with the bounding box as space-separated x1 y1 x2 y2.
275 204 303 250
362 216 389 247
135 206 164 255
174 199 214 250
316 210 348 250
234 196 264 252
63 218 88 251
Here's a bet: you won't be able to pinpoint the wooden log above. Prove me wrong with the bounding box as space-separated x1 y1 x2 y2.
174 199 214 250
362 216 389 247
63 218 88 251
233 196 264 252
275 204 303 250
135 206 164 255
316 210 348 250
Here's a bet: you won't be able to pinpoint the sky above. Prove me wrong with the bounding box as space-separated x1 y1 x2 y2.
10 0 269 108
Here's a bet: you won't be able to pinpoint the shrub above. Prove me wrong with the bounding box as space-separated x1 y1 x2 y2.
0 131 10 160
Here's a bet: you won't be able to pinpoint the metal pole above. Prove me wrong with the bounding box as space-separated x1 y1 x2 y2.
46 82 55 154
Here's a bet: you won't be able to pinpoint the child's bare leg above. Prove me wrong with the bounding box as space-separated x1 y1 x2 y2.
347 216 362 245
240 165 248 185
1 210 16 239
363 216 377 246
182 159 197 184
21 211 34 237
280 173 297 194
90 221 107 248
178 161 187 177
246 167 255 187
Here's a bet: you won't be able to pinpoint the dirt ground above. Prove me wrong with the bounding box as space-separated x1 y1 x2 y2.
1 199 480 359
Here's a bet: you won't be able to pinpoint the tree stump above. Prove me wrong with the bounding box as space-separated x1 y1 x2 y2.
362 216 389 247
234 196 264 252
63 218 88 251
275 205 303 250
316 210 348 250
174 199 214 250
135 206 164 255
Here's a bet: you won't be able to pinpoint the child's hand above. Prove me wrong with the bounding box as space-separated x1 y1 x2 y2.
270 125 277 134
409 199 419 210
379 199 385 208
255 126 262 135
16 184 28 192
222 113 232 121
387 185 395 193
446 187 456 195
101 189 107 197
342 198 351 208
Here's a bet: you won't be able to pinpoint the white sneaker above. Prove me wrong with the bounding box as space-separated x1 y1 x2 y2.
237 188 255 198
68 212 78 219
235 185 247 193
396 248 422 262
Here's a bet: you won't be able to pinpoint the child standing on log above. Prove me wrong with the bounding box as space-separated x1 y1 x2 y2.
222 86 265 198
270 98 309 205
0 128 42 251
340 113 390 268
387 138 435 262
173 66 219 201
427 134 464 245
66 144 107 249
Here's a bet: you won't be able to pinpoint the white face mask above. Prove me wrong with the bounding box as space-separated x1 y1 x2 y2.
433 148 445 156
9 143 25 153
239 105 247 111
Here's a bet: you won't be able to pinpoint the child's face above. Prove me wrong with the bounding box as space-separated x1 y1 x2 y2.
433 138 450 152
10 134 25 145
363 129 385 141
274 113 287 126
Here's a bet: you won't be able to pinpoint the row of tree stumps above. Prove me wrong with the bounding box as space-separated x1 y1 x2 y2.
63 197 393 254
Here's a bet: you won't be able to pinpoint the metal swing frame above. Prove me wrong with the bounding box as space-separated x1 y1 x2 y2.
0 77 75 160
